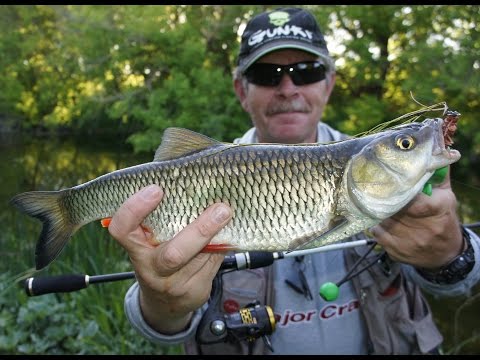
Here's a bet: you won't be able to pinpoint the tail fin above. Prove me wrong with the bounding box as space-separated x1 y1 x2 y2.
10 191 77 270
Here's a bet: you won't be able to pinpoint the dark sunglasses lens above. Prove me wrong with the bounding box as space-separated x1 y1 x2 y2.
245 62 326 86
289 62 326 85
245 64 283 86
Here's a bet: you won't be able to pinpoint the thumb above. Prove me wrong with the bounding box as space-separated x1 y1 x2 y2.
108 185 163 252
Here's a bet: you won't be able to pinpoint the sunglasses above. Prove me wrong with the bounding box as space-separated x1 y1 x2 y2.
244 61 327 87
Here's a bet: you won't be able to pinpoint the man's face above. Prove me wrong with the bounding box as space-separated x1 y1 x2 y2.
235 49 335 144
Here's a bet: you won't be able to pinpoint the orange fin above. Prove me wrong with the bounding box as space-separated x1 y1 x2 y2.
101 218 112 227
100 217 151 234
140 224 152 234
202 244 237 253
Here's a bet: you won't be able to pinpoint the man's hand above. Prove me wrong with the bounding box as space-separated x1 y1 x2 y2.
107 185 232 334
371 174 464 270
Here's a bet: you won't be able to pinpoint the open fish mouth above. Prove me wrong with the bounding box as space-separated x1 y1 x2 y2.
427 117 461 170
431 118 447 154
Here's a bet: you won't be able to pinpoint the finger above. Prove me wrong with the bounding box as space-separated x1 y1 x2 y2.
399 186 454 219
108 185 163 250
161 252 225 298
156 203 232 273
186 252 225 273
369 224 390 245
184 253 225 296
369 224 401 259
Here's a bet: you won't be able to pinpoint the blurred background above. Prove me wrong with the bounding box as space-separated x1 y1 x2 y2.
0 5 479 355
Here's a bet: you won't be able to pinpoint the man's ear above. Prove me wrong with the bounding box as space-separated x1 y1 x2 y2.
234 78 249 112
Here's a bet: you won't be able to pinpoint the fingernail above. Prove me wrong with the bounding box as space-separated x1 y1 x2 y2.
212 204 231 224
141 185 161 200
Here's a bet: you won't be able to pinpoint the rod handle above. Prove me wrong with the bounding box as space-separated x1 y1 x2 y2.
24 274 87 297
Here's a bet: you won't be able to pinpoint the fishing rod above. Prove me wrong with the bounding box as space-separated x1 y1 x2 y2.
23 239 373 297
21 222 479 350
22 221 480 297
20 238 376 351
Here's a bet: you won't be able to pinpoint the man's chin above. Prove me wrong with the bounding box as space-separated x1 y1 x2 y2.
269 127 306 143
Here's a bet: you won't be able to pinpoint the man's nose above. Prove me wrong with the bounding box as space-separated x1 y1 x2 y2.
275 73 298 97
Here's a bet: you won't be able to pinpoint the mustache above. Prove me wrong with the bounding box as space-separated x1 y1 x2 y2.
265 100 311 116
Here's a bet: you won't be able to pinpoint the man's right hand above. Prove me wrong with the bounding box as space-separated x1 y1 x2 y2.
107 184 232 334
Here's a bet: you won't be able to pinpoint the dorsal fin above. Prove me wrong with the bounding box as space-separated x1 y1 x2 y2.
153 127 223 161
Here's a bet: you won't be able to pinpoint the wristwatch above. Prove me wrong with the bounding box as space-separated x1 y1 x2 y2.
417 226 475 285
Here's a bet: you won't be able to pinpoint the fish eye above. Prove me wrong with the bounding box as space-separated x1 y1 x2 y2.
395 135 415 150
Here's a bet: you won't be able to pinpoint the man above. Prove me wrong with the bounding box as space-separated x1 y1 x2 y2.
107 7 480 354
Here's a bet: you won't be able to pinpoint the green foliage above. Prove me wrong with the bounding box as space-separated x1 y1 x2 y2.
0 272 182 355
0 223 182 355
0 135 181 354
1 5 478 137
1 5 478 170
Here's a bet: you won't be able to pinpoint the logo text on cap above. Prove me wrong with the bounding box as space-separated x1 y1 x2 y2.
248 25 314 47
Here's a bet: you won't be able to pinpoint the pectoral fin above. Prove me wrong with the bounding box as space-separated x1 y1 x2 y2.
286 216 348 253
100 218 112 227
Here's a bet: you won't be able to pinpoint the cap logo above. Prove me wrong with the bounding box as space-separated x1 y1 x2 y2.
248 25 313 47
268 11 290 26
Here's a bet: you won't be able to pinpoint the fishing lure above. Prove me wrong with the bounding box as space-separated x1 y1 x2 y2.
422 109 460 196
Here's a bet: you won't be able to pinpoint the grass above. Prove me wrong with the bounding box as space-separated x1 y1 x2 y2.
0 135 183 354
0 215 183 355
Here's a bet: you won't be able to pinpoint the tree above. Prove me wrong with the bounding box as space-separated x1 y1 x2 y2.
0 5 478 177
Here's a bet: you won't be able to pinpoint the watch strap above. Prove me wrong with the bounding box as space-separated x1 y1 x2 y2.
417 226 475 285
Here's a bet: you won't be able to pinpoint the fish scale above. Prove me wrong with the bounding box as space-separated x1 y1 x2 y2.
125 145 336 250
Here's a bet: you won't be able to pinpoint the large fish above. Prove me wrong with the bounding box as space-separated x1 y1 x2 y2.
11 118 460 270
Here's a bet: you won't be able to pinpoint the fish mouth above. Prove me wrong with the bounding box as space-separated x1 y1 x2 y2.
430 118 446 154
428 118 461 169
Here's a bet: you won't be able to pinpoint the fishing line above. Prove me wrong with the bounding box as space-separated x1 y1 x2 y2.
335 242 383 287
318 241 386 301
451 179 480 193
351 100 449 139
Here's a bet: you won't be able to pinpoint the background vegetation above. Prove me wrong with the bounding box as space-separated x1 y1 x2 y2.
1 4 479 355
0 5 479 174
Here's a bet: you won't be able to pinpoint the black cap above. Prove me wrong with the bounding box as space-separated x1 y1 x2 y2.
237 7 334 73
